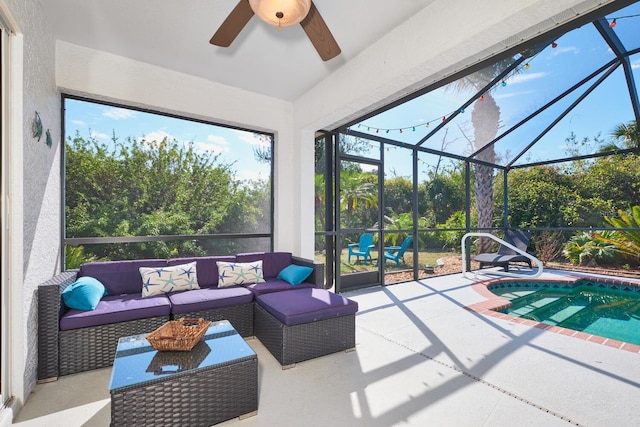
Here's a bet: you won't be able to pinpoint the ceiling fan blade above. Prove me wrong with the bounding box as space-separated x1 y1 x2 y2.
300 2 341 61
210 0 254 47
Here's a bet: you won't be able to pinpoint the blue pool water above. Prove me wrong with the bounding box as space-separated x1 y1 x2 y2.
489 280 640 345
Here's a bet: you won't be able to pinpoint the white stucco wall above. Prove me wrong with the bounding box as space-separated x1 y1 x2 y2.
3 0 61 406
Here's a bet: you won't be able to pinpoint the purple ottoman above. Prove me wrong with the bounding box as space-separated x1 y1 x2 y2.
254 288 358 368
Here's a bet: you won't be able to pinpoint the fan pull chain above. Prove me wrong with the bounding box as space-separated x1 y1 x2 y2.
276 11 284 31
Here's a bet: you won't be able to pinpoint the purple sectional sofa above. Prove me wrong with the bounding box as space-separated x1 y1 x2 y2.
37 252 325 381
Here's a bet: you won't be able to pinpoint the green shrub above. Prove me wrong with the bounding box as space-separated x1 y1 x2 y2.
563 231 616 266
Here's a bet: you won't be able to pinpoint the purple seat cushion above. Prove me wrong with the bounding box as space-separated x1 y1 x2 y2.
256 288 358 326
168 256 236 288
60 294 171 330
236 252 292 278
168 286 254 314
79 259 167 295
245 278 315 296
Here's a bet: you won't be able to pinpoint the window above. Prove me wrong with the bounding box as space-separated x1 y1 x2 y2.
63 96 273 268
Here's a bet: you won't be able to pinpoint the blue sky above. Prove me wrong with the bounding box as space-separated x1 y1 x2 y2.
64 98 272 183
353 4 640 176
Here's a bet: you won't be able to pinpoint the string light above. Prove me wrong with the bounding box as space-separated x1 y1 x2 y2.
350 13 640 137
606 12 640 28
354 50 542 135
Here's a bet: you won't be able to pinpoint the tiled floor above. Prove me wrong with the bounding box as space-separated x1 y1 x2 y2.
13 269 640 426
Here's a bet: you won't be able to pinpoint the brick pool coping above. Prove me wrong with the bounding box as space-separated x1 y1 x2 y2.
466 275 640 354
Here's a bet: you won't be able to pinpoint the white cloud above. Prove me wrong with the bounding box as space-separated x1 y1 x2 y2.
632 59 640 69
90 130 110 140
236 168 269 182
103 107 137 120
71 119 86 127
138 130 173 144
360 163 378 173
233 130 271 148
207 134 229 145
507 72 549 85
494 90 536 100
191 140 228 155
549 45 579 57
204 134 231 153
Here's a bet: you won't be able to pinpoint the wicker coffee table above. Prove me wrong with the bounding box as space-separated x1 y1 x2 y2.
109 320 257 426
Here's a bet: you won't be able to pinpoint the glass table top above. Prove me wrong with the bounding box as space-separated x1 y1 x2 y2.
109 320 256 391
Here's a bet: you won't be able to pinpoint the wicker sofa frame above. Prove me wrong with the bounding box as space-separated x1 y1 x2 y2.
38 255 325 382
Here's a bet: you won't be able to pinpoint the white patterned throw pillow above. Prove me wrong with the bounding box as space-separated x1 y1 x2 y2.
139 262 200 297
217 261 266 288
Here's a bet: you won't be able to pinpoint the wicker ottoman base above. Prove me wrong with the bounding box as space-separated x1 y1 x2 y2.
254 303 356 368
110 321 258 427
111 358 257 426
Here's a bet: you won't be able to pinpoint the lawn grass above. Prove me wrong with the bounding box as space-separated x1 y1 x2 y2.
315 249 458 274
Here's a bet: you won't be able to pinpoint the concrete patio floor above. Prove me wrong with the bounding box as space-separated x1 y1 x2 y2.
13 269 640 426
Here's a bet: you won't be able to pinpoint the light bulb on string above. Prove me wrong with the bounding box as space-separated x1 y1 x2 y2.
552 41 558 48
501 81 507 87
480 95 485 101
609 18 617 28
525 63 531 70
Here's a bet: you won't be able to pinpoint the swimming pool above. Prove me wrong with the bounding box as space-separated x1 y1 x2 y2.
487 279 640 346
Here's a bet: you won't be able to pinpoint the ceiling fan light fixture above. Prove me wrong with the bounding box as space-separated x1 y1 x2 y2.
249 0 312 28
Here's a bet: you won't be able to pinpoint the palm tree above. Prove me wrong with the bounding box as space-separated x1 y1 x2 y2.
339 172 377 229
598 121 639 153
611 120 639 148
448 59 517 253
593 205 640 264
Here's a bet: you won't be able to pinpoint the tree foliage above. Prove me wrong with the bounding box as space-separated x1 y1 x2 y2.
66 133 270 261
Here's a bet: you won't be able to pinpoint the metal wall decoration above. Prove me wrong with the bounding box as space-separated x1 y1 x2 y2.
32 111 43 141
32 111 53 148
45 129 52 148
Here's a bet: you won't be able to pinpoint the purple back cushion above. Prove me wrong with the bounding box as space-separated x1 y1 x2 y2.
79 259 167 295
236 252 292 278
168 256 236 288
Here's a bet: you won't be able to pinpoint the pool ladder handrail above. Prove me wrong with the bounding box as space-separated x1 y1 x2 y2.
461 232 543 280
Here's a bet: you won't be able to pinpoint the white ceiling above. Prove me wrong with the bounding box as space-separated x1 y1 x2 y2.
44 0 436 102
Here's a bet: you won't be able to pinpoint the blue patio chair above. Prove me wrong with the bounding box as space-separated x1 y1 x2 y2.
383 236 413 266
348 233 375 264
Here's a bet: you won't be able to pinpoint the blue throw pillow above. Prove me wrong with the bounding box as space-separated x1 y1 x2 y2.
62 276 108 311
277 264 313 286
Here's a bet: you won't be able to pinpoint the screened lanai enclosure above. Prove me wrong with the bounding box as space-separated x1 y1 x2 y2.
315 1 640 293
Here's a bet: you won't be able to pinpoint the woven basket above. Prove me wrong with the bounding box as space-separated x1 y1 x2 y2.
146 318 211 351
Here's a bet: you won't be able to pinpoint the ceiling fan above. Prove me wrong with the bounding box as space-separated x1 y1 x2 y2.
210 0 341 61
